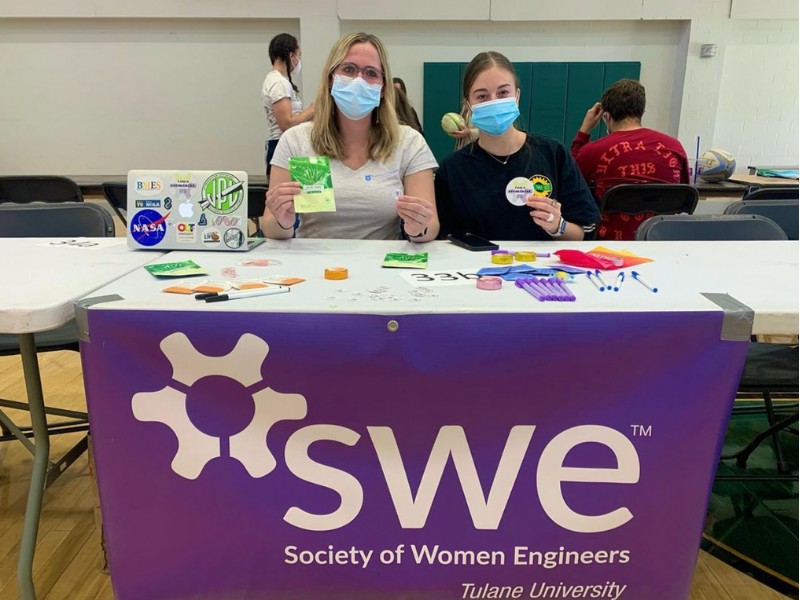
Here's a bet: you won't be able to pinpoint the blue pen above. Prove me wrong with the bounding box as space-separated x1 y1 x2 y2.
613 271 625 292
587 271 603 292
631 271 658 293
594 270 611 291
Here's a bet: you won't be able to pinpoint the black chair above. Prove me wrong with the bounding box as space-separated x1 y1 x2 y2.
635 214 788 241
0 176 83 204
0 203 114 237
601 183 699 216
724 199 799 241
102 182 128 226
636 213 797 479
0 203 115 467
742 186 799 201
248 185 268 237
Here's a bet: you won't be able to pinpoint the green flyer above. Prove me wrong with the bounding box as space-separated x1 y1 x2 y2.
144 260 208 277
381 253 429 269
289 156 336 213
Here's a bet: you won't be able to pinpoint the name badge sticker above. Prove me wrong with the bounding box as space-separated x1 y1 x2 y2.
505 177 534 206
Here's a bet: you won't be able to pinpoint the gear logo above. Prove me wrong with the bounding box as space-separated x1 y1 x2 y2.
132 333 306 480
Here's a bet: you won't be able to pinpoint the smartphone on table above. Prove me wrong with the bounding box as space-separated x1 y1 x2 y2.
447 232 499 252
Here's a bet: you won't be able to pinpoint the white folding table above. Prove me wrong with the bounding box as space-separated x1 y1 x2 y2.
0 238 163 600
72 238 798 600
80 238 799 335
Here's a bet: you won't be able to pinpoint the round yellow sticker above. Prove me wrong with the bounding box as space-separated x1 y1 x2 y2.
530 175 553 198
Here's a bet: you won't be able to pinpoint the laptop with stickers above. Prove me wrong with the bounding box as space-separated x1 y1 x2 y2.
127 170 257 251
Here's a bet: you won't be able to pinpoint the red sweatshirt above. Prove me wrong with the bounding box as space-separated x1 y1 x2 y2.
570 128 690 240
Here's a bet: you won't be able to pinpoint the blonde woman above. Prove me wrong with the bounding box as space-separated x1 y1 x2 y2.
262 33 439 241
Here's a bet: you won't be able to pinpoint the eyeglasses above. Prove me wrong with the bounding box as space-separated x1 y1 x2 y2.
334 62 384 84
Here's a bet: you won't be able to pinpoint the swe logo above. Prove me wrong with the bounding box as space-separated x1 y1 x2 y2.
133 333 640 534
132 333 306 479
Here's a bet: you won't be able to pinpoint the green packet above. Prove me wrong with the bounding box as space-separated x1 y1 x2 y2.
145 260 208 278
289 156 336 213
382 253 429 269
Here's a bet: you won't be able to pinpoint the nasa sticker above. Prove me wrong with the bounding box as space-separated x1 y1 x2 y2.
129 209 168 247
505 177 534 206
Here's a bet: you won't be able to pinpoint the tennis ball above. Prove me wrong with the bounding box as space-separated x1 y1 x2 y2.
441 112 465 137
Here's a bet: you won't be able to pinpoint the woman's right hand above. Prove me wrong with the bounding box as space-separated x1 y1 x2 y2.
265 181 300 228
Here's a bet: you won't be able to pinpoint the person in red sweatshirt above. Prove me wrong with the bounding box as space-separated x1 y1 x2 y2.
570 79 690 240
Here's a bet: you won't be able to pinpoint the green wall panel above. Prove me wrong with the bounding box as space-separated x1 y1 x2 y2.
529 63 568 144
565 62 605 143
512 62 533 133
422 62 463 163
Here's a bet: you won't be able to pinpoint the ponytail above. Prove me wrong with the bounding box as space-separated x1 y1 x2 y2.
269 33 300 93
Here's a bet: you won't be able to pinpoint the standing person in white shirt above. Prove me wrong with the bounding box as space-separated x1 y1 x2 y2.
261 33 315 178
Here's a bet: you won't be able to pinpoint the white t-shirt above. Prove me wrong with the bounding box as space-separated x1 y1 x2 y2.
271 122 438 240
261 70 303 141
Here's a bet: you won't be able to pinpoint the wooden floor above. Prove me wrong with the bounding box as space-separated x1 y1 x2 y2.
0 351 790 600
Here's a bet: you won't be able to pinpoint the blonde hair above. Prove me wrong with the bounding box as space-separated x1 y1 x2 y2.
311 32 399 162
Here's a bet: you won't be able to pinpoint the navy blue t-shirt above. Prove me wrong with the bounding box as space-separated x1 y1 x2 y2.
435 134 600 241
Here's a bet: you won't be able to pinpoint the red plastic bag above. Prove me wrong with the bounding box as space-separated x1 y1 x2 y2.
554 250 623 270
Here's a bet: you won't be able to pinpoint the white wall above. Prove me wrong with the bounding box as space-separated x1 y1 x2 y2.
713 19 799 167
341 19 686 138
0 18 300 176
0 0 798 176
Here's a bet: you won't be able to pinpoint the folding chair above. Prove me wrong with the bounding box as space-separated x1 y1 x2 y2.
102 182 128 226
724 199 799 240
635 214 787 241
598 183 699 240
0 175 83 204
636 213 797 479
741 186 799 201
0 202 114 237
248 185 268 237
0 203 114 481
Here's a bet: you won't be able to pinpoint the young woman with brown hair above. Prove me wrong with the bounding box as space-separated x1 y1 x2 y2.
435 51 600 241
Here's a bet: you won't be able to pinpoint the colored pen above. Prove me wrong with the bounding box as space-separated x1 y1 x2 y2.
533 278 556 300
594 270 611 292
515 279 545 302
543 278 567 301
613 272 625 292
195 292 217 300
631 271 658 293
587 271 603 292
553 278 576 301
205 287 290 303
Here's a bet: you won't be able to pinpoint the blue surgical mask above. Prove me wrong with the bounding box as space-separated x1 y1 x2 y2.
470 97 520 136
331 74 382 121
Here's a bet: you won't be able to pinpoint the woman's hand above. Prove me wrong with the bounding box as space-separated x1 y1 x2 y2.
396 195 434 237
527 196 562 234
451 123 473 139
265 181 300 229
